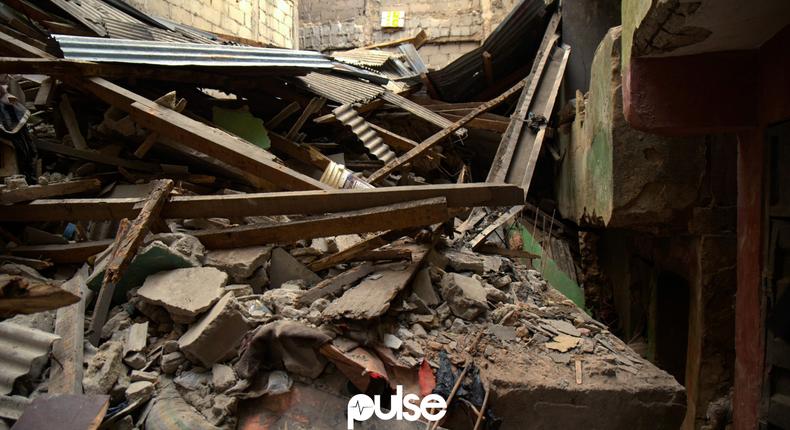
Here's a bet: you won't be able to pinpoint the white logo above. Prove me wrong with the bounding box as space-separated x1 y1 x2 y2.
347 385 447 429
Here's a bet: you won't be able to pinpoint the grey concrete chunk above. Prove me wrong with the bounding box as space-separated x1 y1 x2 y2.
211 364 237 392
443 249 485 274
83 341 125 395
137 267 228 324
125 381 155 403
204 246 272 282
268 248 321 289
412 268 439 306
179 293 250 367
440 272 488 320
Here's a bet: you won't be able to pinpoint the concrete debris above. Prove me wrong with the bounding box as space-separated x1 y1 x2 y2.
211 364 237 392
269 248 321 289
412 268 440 306
130 370 159 383
443 249 485 274
161 351 186 375
125 380 155 403
138 267 228 324
225 284 254 297
179 293 250 367
83 341 125 395
440 272 488 320
545 334 581 353
204 246 272 282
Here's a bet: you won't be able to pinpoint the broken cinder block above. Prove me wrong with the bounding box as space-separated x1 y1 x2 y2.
440 272 488 320
137 267 228 324
204 246 272 282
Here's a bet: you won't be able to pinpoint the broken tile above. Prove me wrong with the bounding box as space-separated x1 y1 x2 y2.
545 334 581 353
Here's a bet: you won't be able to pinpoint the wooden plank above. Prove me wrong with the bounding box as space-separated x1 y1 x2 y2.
323 243 430 320
0 33 329 192
33 77 54 107
298 262 376 306
367 78 527 184
468 205 523 250
193 197 450 249
482 51 494 86
49 266 87 395
1 183 524 222
0 274 80 317
367 122 417 153
286 97 325 140
308 229 412 272
8 240 114 263
59 94 88 150
268 132 332 171
486 12 561 183
439 113 508 132
35 140 161 172
0 178 100 204
133 97 186 159
348 248 411 263
506 45 570 191
267 101 301 130
88 179 174 346
12 394 109 430
363 29 428 50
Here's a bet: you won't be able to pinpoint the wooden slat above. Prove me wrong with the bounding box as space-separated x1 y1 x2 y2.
35 140 161 172
58 94 88 150
367 78 527 184
308 229 413 272
192 197 450 249
0 183 524 222
286 97 325 140
298 262 376 306
33 77 54 107
486 12 560 183
468 205 523 250
0 178 101 204
380 91 460 132
9 240 114 263
49 266 87 395
267 101 301 130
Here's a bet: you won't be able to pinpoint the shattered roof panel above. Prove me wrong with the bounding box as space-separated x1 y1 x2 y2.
297 72 385 105
53 35 334 69
0 322 59 395
331 48 402 67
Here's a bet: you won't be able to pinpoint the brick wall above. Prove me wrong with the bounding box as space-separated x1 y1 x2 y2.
126 0 298 48
299 0 519 68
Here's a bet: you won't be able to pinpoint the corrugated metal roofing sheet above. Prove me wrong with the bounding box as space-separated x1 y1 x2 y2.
331 48 402 67
333 104 395 162
427 0 552 101
0 322 59 395
53 35 334 69
297 72 385 105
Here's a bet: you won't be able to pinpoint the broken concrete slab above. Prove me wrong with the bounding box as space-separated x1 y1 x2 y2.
137 267 227 324
161 351 185 375
443 249 486 274
411 268 439 306
123 352 146 370
87 240 200 303
83 341 125 395
440 272 488 320
179 293 250 367
125 381 154 403
130 370 159 383
124 322 148 355
225 284 253 297
268 247 321 289
204 246 272 282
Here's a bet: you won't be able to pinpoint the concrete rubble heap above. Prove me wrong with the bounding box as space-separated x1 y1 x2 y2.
0 0 688 429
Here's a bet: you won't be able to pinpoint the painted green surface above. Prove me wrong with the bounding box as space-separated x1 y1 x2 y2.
212 106 271 149
514 224 586 310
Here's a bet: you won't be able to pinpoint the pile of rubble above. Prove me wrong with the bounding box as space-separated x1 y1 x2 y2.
0 0 685 429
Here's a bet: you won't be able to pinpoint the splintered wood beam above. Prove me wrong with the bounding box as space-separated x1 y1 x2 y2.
33 77 54 107
49 266 87 395
193 198 449 249
87 179 173 346
367 78 527 184
1 183 524 222
267 101 301 130
0 178 101 204
58 94 88 150
286 97 325 140
308 228 414 272
0 31 328 192
134 98 186 159
268 132 332 171
9 240 114 263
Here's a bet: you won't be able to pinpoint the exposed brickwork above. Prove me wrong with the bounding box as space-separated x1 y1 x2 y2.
126 0 297 48
298 0 519 68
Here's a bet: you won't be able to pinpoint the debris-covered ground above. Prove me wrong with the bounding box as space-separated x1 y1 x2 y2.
0 0 685 429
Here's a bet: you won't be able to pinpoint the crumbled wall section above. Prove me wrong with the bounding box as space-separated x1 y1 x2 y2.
299 0 519 68
126 0 297 48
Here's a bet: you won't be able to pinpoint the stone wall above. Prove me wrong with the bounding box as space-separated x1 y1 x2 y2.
298 0 519 68
126 0 297 48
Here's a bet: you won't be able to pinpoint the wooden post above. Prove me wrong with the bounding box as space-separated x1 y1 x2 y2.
87 179 174 346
